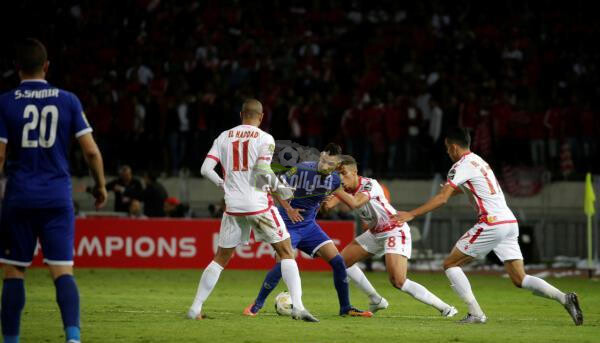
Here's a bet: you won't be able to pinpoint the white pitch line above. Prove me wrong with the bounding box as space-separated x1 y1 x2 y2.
34 309 541 321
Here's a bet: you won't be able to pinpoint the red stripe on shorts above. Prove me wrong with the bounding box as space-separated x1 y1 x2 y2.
469 227 484 244
270 209 280 228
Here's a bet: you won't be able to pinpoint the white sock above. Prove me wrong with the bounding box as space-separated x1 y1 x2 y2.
401 279 450 312
522 275 567 305
445 267 484 316
190 261 224 314
346 264 382 304
281 258 305 311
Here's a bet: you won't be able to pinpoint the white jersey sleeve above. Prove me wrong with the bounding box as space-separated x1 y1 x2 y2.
447 160 477 189
257 134 275 163
206 134 223 164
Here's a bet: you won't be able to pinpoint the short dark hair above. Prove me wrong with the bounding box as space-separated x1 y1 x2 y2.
339 155 357 168
241 99 263 119
322 142 342 156
445 127 471 148
15 38 47 74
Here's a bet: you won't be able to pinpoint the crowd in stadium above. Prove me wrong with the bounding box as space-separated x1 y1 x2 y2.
2 0 599 180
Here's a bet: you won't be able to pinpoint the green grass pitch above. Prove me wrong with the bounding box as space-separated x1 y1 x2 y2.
19 268 599 342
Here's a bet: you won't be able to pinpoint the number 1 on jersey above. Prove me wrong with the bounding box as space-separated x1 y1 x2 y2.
232 140 249 171
480 166 497 195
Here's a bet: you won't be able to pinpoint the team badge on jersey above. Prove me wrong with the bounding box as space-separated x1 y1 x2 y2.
448 168 456 180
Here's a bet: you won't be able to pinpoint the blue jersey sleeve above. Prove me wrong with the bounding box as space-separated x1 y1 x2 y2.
332 172 342 191
70 93 93 138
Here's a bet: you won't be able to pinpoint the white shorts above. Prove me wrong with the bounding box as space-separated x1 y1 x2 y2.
455 221 523 261
355 224 412 259
218 208 290 248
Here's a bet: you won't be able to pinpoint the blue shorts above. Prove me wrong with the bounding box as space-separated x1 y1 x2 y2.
0 205 75 267
288 220 333 257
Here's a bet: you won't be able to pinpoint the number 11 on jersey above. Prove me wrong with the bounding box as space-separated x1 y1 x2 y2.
232 140 249 171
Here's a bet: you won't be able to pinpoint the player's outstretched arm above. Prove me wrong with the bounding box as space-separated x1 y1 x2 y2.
78 133 107 209
321 194 341 211
332 187 369 209
201 157 224 188
393 184 456 224
440 182 463 195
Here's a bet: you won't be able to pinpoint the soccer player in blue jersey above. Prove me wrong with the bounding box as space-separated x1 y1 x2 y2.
244 143 372 318
0 38 107 343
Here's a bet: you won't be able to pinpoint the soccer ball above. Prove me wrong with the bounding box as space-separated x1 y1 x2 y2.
274 291 293 316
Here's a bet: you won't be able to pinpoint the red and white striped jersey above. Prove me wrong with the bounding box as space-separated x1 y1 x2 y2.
206 124 274 214
446 152 517 225
351 176 402 236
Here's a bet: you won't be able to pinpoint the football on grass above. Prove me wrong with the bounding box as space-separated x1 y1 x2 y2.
274 291 293 316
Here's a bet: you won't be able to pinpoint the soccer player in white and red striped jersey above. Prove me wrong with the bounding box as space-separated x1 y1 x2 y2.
187 99 318 322
393 128 583 325
323 156 458 317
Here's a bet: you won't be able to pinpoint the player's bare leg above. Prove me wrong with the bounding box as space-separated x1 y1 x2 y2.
316 242 372 317
188 247 235 320
2 265 26 343
385 253 457 317
504 259 582 325
341 240 388 313
443 248 486 323
48 265 73 279
271 239 318 322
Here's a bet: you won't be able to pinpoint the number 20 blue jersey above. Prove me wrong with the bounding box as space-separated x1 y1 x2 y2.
0 80 92 208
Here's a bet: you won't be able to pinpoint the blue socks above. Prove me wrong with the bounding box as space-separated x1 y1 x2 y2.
2 278 25 343
252 263 282 312
55 275 80 342
2 275 80 343
329 254 352 313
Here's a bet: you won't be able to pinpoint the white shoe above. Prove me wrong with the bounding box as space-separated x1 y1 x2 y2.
187 308 204 320
458 313 487 324
291 307 319 322
441 306 458 318
368 297 389 313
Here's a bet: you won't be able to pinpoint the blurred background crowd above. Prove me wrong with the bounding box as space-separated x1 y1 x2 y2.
1 0 599 184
